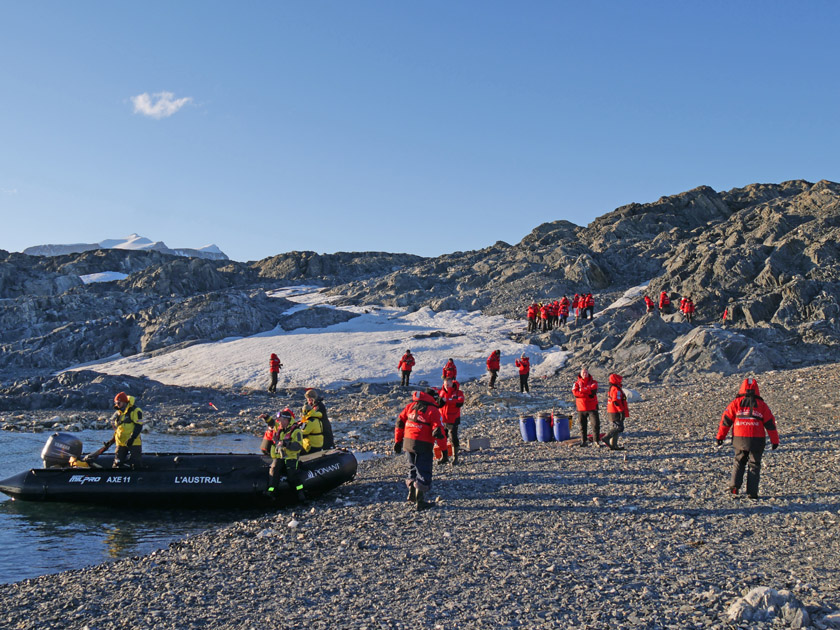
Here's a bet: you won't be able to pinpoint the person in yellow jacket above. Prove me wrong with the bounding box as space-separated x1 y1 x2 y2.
111 391 143 468
268 409 306 503
300 406 325 454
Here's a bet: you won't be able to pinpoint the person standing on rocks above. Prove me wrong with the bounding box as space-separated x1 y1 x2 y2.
527 302 537 332
559 296 570 326
442 358 457 380
486 349 501 390
681 296 695 323
572 294 581 324
644 294 655 313
267 408 306 503
573 368 602 447
515 353 531 393
398 350 415 387
303 388 335 449
659 290 672 313
584 293 595 320
438 376 465 465
268 353 282 394
716 377 780 499
603 373 629 450
394 388 448 511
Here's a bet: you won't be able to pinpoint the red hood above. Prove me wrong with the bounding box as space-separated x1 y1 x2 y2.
412 390 439 405
609 373 622 386
270 354 278 360
738 377 760 397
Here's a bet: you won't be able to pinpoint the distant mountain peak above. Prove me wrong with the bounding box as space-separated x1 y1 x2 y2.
22 235 229 261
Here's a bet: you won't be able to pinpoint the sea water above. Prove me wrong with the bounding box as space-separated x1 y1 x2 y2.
0 430 267 585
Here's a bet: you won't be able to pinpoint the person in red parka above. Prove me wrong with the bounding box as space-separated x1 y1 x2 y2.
527 303 537 332
515 353 530 393
659 290 672 313
573 367 602 446
572 294 581 323
394 388 448 511
558 301 569 326
584 293 595 320
438 377 465 465
604 373 629 450
682 296 695 323
442 358 457 380
398 349 415 387
716 377 780 499
486 349 501 390
643 295 655 313
268 353 282 394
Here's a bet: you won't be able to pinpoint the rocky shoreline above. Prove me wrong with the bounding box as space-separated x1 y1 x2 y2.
2 364 840 629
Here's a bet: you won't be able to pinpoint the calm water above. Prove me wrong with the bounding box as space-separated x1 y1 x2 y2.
0 430 269 585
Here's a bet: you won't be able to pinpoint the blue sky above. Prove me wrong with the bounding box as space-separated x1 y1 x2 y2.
2 2 838 262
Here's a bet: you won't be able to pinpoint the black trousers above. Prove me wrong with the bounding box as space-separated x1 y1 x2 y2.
519 373 529 393
603 412 624 447
269 458 302 491
401 370 411 386
114 445 142 468
578 410 600 442
443 424 459 453
268 372 278 393
731 444 765 496
488 370 498 388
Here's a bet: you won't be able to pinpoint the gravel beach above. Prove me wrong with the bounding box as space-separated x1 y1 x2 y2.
2 364 840 629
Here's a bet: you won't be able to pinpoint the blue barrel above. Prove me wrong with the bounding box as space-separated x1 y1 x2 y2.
553 415 571 441
519 415 536 442
536 413 554 442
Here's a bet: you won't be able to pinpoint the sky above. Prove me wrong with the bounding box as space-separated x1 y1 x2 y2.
2 2 839 262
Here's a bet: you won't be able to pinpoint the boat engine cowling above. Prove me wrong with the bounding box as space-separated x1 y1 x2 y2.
41 433 83 468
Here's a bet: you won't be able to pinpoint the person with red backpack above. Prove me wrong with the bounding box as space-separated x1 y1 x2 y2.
394 388 448 511
486 349 501 390
268 353 282 394
438 377 465 465
584 293 595 319
659 290 672 313
643 295 655 313
398 349 415 387
573 367 602 447
604 374 629 450
515 353 530 393
716 377 780 499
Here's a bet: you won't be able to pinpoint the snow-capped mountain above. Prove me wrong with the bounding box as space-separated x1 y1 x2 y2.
23 234 228 261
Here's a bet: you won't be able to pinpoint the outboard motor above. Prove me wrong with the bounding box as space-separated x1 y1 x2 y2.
41 433 83 468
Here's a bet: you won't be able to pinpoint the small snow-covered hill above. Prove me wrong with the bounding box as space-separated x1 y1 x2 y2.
23 233 228 261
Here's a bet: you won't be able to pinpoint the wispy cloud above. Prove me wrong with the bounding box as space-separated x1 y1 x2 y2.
130 91 193 119
2 188 18 195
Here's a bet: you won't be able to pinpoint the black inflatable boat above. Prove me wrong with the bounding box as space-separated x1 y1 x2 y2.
0 433 357 508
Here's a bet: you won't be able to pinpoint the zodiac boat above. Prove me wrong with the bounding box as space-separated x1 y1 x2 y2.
0 433 357 508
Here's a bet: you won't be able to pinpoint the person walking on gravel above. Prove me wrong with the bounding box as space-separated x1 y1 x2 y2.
716 377 780 499
573 367 602 447
438 377 465 465
394 388 448 511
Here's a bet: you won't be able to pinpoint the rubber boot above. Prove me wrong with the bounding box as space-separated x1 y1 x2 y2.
415 489 434 511
452 448 459 466
296 488 307 504
438 452 449 465
406 482 416 503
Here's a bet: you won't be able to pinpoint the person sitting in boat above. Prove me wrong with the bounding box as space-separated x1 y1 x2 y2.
268 409 306 503
303 388 335 449
111 391 143 468
259 408 295 456
300 406 325 454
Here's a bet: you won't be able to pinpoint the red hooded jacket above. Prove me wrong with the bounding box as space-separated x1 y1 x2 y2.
442 360 457 380
573 375 599 412
438 381 465 424
717 378 779 446
395 391 448 453
606 373 629 416
515 357 530 375
269 354 281 373
486 351 500 371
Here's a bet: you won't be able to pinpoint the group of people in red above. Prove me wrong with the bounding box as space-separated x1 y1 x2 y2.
486 349 531 393
394 357 465 511
643 290 695 322
571 367 630 450
526 294 595 332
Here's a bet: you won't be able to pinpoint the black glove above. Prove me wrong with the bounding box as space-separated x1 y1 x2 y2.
716 439 724 446
771 443 779 450
393 441 403 454
433 427 445 440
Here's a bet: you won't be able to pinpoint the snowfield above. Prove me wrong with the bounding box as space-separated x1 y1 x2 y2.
69 288 572 390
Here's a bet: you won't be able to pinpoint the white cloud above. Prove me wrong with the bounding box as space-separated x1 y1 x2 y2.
1 188 17 195
130 91 193 119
